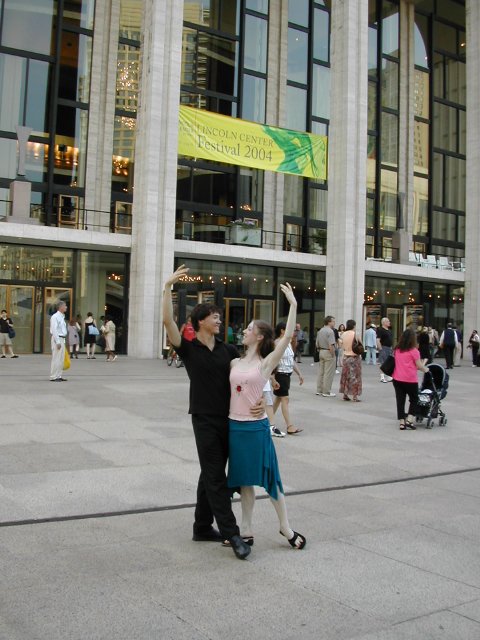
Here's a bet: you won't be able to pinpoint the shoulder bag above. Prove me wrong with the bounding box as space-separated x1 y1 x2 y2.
352 333 364 356
380 354 395 376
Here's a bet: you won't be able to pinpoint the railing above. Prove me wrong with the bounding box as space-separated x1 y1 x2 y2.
175 222 327 255
27 205 133 235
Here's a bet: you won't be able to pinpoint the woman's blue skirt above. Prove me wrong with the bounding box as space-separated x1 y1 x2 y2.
227 418 284 500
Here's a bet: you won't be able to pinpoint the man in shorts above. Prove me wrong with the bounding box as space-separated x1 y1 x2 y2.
0 309 18 358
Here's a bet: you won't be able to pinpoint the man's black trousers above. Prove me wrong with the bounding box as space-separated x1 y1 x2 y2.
443 345 454 369
191 414 239 540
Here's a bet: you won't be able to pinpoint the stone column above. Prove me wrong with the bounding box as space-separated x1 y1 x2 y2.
393 0 415 263
325 0 369 326
263 0 289 250
127 0 183 357
464 0 480 334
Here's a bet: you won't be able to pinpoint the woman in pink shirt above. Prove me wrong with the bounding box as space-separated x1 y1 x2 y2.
226 283 306 551
392 329 429 430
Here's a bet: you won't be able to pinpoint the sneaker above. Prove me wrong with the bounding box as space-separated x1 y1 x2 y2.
10 355 18 358
315 392 321 395
270 426 285 438
322 392 336 397
335 369 340 374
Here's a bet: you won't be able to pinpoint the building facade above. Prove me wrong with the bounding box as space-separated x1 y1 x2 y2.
0 0 478 356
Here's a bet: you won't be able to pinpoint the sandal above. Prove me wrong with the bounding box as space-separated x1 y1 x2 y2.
287 426 303 435
399 423 406 430
352 398 361 402
280 530 306 550
404 420 416 430
222 536 254 547
343 395 351 401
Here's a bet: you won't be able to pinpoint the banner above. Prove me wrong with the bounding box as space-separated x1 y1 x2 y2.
178 106 327 180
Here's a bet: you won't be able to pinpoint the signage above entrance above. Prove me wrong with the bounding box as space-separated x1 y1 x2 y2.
178 106 328 180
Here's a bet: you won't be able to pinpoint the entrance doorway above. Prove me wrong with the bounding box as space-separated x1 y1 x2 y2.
224 298 247 346
0 285 35 353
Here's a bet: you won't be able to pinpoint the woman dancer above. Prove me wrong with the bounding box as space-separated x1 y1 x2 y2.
226 283 306 550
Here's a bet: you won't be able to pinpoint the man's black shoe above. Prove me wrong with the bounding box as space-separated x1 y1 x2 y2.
229 534 251 560
192 528 224 542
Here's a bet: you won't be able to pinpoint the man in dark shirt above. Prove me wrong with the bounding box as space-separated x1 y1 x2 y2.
376 317 393 383
163 265 255 560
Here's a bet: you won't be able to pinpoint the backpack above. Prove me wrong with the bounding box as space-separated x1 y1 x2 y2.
443 328 455 347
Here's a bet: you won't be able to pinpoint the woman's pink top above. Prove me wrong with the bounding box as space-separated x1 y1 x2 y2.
393 348 420 383
229 362 267 421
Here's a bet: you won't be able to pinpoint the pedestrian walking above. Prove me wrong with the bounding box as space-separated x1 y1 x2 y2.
67 318 80 359
391 329 429 430
467 330 479 366
439 323 457 370
363 323 377 365
272 323 304 434
377 317 393 382
293 323 306 362
0 309 18 358
103 316 117 361
84 312 98 359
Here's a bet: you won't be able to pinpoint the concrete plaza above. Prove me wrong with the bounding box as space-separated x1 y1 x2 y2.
0 354 480 639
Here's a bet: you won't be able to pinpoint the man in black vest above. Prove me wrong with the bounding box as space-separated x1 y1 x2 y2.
439 323 458 370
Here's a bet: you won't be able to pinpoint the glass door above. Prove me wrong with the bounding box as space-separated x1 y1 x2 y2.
43 288 72 352
253 299 274 326
0 285 35 353
224 298 247 347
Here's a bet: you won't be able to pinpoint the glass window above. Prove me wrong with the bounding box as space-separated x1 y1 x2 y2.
309 187 327 221
288 0 309 27
433 53 444 98
112 116 136 195
119 0 142 40
25 141 48 183
116 44 141 112
0 244 73 282
0 54 26 133
0 138 18 180
380 169 397 230
192 167 235 207
287 28 308 84
63 0 96 30
368 83 377 131
286 86 306 131
246 0 268 14
413 175 428 235
381 112 398 167
434 22 456 54
244 15 267 74
432 152 443 206
368 27 378 78
434 102 457 153
312 64 330 120
445 58 465 105
59 32 93 103
53 106 88 187
283 174 304 217
382 3 399 57
414 14 430 69
381 58 398 109
183 31 238 97
313 9 329 62
459 109 466 155
238 168 264 212
432 211 456 241
444 156 465 211
414 70 429 118
242 74 265 122
413 121 429 175
2 0 56 55
311 121 328 137
367 136 376 194
184 0 239 35
366 197 375 230
437 0 465 27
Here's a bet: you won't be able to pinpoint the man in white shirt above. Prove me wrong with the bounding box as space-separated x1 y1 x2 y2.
363 323 377 365
50 300 68 381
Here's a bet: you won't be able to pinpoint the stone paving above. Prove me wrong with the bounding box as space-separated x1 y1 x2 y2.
0 354 479 639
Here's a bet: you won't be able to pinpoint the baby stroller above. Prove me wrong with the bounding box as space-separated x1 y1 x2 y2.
416 362 449 428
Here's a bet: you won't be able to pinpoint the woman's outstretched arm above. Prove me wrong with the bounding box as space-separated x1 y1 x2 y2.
261 283 297 377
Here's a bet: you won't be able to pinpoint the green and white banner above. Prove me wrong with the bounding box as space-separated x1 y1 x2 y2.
178 106 328 180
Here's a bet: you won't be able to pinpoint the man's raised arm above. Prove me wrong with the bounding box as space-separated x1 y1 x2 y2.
163 265 189 348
